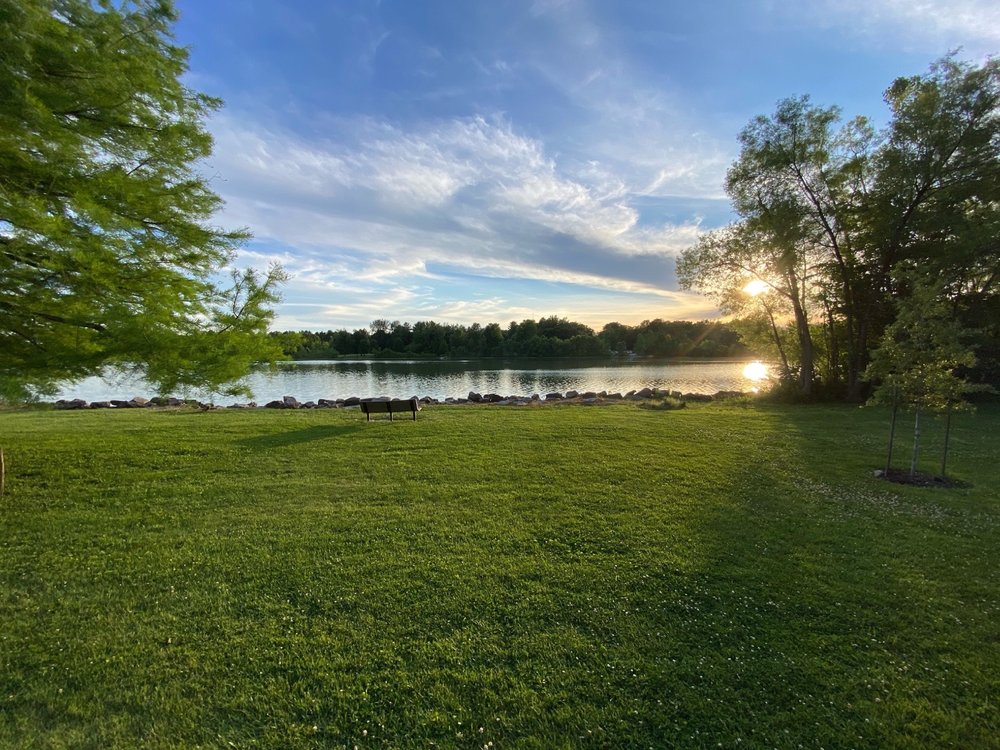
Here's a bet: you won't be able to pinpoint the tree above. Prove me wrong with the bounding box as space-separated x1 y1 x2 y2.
678 56 1000 401
677 222 819 393
865 275 981 478
0 0 285 401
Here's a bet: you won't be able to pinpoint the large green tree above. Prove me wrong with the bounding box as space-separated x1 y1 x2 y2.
0 0 284 401
678 56 1000 400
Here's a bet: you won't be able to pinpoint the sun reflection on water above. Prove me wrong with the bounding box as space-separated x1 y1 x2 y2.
742 361 769 392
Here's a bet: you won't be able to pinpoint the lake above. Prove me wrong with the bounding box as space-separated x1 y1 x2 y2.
54 358 768 404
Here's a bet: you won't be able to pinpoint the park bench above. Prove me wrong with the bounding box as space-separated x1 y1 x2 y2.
359 397 422 421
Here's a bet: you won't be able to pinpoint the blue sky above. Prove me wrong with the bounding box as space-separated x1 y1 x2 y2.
173 0 998 332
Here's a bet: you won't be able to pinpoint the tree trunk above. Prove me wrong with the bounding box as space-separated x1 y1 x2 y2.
824 303 839 388
762 301 792 382
791 299 814 396
784 269 814 396
910 408 921 478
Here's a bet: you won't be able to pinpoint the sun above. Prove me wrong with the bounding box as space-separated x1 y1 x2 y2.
742 361 769 381
743 279 770 297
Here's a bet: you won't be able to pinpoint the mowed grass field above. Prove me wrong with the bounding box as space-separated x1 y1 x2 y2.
1 401 997 749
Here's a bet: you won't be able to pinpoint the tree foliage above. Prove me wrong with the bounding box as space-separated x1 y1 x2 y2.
0 0 284 401
279 317 750 360
865 275 979 413
678 56 1000 400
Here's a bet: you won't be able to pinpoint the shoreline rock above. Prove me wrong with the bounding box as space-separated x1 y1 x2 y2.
46 387 750 411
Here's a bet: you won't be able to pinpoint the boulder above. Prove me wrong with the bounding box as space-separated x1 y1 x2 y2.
468 391 484 403
635 387 654 399
130 396 150 406
282 395 300 409
89 401 111 409
565 390 579 399
483 393 504 403
544 392 563 401
682 392 714 402
580 391 598 399
606 393 623 400
302 401 317 409
264 400 285 409
343 396 362 406
318 399 338 407
110 399 136 408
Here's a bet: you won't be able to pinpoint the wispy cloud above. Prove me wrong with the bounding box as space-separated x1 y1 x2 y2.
209 113 705 293
794 0 1000 55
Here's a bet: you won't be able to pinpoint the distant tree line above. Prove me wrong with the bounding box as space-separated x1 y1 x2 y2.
274 317 751 360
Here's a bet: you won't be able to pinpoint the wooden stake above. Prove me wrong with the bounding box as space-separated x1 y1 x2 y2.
941 407 953 479
1 447 5 498
885 390 898 475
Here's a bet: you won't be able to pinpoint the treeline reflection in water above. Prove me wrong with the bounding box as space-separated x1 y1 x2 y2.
56 360 759 402
56 358 768 404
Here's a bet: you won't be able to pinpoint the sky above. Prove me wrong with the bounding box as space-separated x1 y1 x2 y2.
172 0 999 332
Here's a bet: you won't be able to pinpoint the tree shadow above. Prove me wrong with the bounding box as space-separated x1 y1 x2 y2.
237 424 362 449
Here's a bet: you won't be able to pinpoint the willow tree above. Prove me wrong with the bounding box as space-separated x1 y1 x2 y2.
0 0 284 402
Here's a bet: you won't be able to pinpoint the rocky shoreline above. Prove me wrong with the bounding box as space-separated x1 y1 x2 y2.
51 387 749 411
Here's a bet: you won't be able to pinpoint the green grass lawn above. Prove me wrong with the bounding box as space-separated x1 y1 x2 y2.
1 402 997 749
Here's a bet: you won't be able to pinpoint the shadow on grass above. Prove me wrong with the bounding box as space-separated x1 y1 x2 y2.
237 423 362 448
632 403 997 747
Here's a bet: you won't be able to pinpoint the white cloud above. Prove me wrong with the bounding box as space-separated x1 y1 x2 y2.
209 113 706 299
797 0 1000 55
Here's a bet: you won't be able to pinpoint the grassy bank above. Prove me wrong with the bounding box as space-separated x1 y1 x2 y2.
1 402 997 748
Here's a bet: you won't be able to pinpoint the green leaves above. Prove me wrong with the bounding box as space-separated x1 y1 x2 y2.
865 276 980 413
0 0 283 402
677 55 1000 401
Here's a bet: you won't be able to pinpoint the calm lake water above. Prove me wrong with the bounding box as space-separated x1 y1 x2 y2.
55 358 767 404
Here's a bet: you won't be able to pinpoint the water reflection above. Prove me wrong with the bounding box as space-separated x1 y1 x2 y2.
741 361 769 382
56 358 766 403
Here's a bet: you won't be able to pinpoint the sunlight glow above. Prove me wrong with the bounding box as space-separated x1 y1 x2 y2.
742 361 769 382
743 279 770 297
